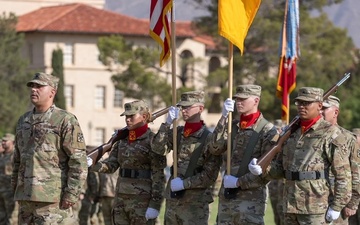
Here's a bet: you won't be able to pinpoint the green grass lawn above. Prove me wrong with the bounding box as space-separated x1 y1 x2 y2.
158 196 276 225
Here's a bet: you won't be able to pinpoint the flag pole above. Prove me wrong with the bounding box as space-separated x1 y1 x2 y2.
170 0 178 178
226 42 233 175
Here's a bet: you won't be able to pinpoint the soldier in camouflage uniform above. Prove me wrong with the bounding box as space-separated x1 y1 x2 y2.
151 90 223 225
249 87 352 224
208 85 279 225
349 128 360 225
89 100 166 225
322 96 360 225
12 72 88 224
0 133 18 225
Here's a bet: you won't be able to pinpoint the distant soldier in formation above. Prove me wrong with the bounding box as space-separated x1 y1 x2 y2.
0 133 18 225
321 95 360 225
249 87 352 224
12 72 88 224
88 100 166 225
151 91 222 225
209 85 279 225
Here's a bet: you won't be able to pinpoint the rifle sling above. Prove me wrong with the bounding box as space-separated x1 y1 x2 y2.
177 127 211 178
234 118 268 177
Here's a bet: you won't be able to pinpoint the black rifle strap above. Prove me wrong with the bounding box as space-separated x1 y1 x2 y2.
177 127 211 178
235 118 268 177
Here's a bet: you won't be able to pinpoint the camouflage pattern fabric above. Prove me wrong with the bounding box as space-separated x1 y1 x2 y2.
268 179 284 225
0 150 18 225
165 200 209 225
79 171 100 225
12 104 88 222
91 128 166 222
330 126 360 225
267 118 352 217
208 114 278 225
18 201 78 224
98 169 118 225
151 123 222 224
12 105 88 203
284 213 329 225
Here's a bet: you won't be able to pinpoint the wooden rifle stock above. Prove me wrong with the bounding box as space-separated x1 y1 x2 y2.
257 72 351 173
87 106 170 166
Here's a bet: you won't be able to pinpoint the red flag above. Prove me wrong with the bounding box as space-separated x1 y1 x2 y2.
149 0 171 67
276 0 299 123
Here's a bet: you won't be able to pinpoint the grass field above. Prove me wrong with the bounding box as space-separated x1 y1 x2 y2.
158 196 276 225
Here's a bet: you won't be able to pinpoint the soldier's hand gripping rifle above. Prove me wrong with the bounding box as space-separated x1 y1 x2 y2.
87 107 170 166
257 72 351 173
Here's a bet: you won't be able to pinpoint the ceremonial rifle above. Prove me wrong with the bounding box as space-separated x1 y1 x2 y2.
257 72 351 173
87 107 170 166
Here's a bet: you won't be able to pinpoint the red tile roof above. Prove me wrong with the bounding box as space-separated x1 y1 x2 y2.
17 3 198 38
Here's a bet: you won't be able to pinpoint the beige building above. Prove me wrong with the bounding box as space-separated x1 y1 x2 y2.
2 0 225 146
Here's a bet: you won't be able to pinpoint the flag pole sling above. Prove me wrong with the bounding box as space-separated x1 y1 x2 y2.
226 42 234 175
171 0 178 178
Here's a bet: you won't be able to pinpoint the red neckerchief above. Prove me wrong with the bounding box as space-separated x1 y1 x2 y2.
183 121 204 137
240 111 261 129
128 124 148 144
300 115 321 134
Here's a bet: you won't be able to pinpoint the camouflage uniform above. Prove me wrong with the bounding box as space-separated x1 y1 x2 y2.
209 85 278 225
322 97 360 225
79 170 100 225
266 87 352 225
151 91 223 225
0 134 18 225
12 72 88 224
91 100 166 225
98 168 119 225
349 128 360 225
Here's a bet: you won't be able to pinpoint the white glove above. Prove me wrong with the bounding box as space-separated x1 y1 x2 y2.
166 106 180 124
325 207 340 222
145 207 159 220
248 158 262 175
222 98 235 117
86 157 93 167
170 177 185 192
223 175 238 188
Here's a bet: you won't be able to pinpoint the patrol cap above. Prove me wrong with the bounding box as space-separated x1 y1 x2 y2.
233 85 261 99
352 128 360 136
322 95 340 108
27 72 59 90
177 91 205 107
120 100 149 116
2 133 15 141
295 87 323 102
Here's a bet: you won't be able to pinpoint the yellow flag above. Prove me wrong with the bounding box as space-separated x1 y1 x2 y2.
218 0 261 54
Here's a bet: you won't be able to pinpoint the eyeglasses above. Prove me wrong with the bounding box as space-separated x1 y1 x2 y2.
294 101 315 106
179 105 200 111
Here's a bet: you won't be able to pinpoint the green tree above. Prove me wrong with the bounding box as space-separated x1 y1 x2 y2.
97 35 173 108
0 12 31 135
51 47 66 109
192 0 357 126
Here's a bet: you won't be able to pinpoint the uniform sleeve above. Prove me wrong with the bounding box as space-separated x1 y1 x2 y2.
347 136 360 209
148 150 166 210
183 135 223 189
61 116 88 203
208 116 228 155
151 123 173 155
237 124 279 189
91 141 121 173
329 133 352 211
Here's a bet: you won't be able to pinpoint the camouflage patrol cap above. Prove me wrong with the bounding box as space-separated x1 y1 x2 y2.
120 100 149 116
2 133 15 141
352 128 360 136
295 87 323 102
233 85 261 99
177 91 205 107
322 95 340 108
27 72 59 90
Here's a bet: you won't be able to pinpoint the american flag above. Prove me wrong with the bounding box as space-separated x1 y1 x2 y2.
149 0 172 67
